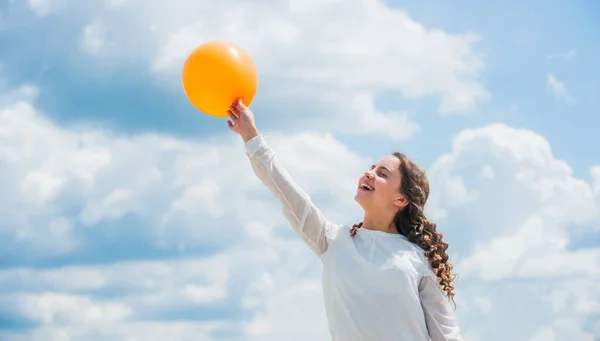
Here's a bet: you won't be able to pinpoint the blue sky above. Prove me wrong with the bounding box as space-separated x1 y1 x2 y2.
0 0 599 340
390 0 600 173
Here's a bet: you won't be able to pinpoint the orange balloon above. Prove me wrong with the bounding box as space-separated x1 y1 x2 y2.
182 41 258 118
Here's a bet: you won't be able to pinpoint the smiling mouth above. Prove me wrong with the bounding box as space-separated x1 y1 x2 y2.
359 183 374 191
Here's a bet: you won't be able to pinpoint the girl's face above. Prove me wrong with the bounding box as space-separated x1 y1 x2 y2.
354 155 404 211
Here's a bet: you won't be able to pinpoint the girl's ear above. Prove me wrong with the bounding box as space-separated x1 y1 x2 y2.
393 197 408 209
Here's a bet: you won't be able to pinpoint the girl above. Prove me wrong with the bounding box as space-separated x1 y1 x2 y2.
227 99 463 341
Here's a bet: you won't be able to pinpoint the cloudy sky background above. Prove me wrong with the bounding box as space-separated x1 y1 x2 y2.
0 0 599 340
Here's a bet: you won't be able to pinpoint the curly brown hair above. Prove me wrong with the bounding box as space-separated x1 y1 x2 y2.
350 152 457 306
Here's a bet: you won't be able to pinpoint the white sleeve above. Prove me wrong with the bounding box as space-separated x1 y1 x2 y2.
244 135 338 256
419 275 464 341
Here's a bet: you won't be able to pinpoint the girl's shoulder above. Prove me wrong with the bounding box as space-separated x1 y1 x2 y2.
325 223 350 241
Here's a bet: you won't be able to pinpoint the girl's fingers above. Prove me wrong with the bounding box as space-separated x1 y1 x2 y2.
230 98 247 114
226 109 237 131
227 109 238 121
236 99 247 110
230 101 241 115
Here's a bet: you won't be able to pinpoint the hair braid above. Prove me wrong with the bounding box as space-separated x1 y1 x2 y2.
396 202 456 306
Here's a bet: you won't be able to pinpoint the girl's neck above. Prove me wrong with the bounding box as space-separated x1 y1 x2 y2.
362 211 398 234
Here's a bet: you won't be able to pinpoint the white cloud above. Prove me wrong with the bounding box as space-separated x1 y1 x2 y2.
243 279 330 341
80 19 109 55
547 73 574 104
0 83 369 256
530 320 595 341
2 85 598 340
1 4 598 333
0 321 227 341
106 0 133 9
473 296 492 314
426 123 600 339
0 232 329 340
0 82 38 107
546 49 577 60
428 123 598 280
0 86 369 340
26 0 66 16
591 166 600 195
17 292 133 324
66 0 489 140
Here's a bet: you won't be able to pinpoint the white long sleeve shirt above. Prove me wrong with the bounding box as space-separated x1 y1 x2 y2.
245 135 463 341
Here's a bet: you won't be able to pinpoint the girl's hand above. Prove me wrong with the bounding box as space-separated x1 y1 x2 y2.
227 99 260 143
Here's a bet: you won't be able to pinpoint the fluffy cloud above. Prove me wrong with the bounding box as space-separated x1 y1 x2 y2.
146 0 489 112
31 0 489 140
0 81 370 256
427 123 598 279
0 85 367 340
591 166 600 195
546 49 577 61
0 246 330 341
547 73 574 104
80 19 109 55
25 0 67 17
2 84 598 340
3 2 598 338
426 123 600 339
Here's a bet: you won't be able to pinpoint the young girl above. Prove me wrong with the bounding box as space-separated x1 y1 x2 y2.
227 99 463 341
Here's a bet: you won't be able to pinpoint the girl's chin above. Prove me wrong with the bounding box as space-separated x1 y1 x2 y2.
354 190 374 202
